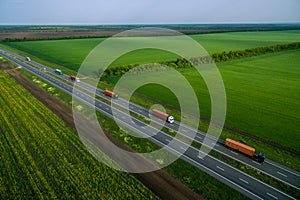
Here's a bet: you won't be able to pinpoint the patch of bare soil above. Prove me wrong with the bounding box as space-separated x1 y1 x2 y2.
6 67 202 200
0 61 13 70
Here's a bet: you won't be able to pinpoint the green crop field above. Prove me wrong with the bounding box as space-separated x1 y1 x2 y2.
2 30 300 150
0 71 157 199
108 49 300 152
4 30 300 72
191 30 300 53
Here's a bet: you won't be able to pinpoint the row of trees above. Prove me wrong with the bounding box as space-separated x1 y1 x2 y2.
211 42 300 62
98 42 300 78
2 35 109 42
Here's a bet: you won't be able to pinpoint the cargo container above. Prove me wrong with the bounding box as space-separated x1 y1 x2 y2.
104 90 118 99
225 138 265 163
54 69 63 75
70 76 80 82
150 109 174 123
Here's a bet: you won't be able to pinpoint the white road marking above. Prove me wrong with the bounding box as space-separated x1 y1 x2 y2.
141 126 146 129
197 155 204 160
182 129 187 133
196 135 202 140
252 160 261 165
197 152 206 160
212 142 219 147
265 160 300 177
277 171 287 178
197 154 204 160
239 178 249 184
165 138 171 143
180 146 187 151
231 151 239 155
267 192 278 199
216 166 224 171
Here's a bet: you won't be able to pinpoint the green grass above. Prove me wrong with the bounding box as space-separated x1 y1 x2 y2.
0 70 158 199
190 30 300 53
106 49 300 153
3 30 300 72
2 30 300 161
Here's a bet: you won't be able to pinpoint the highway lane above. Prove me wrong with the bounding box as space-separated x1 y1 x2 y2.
2 47 300 189
1 46 299 190
0 50 297 199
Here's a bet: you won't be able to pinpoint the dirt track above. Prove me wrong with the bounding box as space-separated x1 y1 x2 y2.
3 65 202 200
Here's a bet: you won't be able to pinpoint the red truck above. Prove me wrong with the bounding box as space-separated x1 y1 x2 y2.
104 90 119 99
70 76 80 82
150 109 174 123
225 138 265 163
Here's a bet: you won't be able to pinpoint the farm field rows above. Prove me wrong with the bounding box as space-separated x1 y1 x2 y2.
4 30 300 71
0 71 158 199
108 49 300 152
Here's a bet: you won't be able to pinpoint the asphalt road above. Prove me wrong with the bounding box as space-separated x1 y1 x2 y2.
0 49 298 199
1 47 299 191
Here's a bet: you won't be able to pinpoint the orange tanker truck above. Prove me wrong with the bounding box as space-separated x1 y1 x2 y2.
225 138 265 163
103 89 119 99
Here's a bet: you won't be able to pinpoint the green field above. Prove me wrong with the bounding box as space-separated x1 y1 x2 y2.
4 30 300 71
106 49 300 152
0 71 157 199
2 30 300 151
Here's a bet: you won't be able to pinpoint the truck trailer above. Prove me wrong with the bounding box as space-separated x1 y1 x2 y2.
103 90 118 99
150 109 174 124
225 138 265 163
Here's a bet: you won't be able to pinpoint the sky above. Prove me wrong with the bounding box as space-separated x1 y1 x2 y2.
0 0 300 25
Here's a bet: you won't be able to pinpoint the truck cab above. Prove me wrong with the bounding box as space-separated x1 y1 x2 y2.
167 116 174 123
257 152 266 163
54 69 63 75
70 76 80 82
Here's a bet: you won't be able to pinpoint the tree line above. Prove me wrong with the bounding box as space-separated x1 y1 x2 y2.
2 35 109 42
99 42 300 78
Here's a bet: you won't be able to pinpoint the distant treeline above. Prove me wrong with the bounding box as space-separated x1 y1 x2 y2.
99 42 300 78
2 24 300 42
2 35 110 42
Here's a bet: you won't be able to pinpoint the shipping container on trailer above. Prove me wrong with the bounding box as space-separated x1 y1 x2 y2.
151 109 174 123
225 138 265 163
225 138 255 156
104 90 118 99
